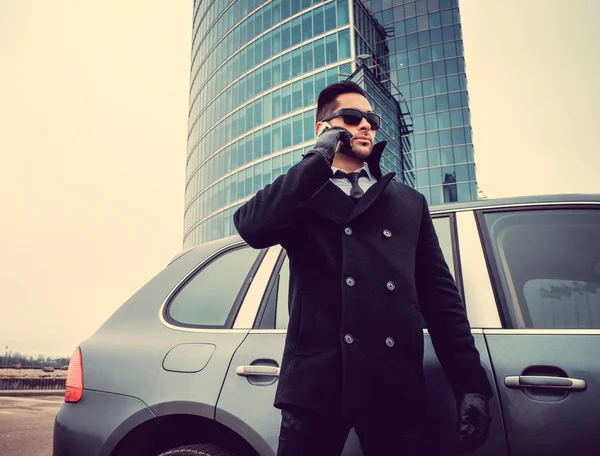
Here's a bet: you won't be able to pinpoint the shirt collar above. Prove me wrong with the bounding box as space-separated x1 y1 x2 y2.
331 162 374 180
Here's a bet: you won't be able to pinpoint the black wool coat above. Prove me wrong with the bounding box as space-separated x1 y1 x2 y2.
233 142 493 419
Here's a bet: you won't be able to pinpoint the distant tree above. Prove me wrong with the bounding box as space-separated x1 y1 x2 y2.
54 357 71 366
0 351 70 368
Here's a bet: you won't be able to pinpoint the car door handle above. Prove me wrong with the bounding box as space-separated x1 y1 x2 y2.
236 365 280 377
505 375 587 391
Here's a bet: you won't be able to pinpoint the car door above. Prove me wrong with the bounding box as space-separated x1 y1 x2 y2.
217 215 506 455
422 215 507 455
478 204 600 455
215 245 292 456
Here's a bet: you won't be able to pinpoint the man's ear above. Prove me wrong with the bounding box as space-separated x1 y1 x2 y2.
315 121 324 136
316 121 331 136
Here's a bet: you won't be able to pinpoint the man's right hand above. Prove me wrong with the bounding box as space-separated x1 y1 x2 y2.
311 125 352 167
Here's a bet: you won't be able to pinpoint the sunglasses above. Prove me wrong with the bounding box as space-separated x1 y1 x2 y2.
321 108 381 131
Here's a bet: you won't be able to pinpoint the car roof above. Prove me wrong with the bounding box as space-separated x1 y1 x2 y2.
429 193 600 213
171 193 600 263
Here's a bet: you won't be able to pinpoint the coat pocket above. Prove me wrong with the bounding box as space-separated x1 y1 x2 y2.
409 305 425 363
294 292 317 356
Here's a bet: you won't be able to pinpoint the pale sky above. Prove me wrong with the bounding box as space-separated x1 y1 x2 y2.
0 0 598 358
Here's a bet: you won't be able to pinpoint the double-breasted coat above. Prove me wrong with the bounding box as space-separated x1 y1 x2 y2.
233 141 493 420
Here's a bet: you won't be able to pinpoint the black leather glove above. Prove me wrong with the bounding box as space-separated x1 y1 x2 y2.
305 125 352 167
457 393 491 454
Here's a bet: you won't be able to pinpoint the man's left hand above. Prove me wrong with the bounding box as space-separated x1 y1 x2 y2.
456 393 491 454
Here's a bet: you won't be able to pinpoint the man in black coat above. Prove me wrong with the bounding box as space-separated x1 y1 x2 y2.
234 82 493 456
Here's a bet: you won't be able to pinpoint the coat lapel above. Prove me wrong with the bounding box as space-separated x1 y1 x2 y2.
307 140 394 225
307 180 355 224
365 141 387 180
347 172 396 222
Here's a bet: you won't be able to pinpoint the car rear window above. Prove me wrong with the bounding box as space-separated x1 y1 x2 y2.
481 208 600 329
166 246 263 328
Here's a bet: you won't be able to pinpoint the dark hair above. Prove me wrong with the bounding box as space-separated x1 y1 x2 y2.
316 81 367 123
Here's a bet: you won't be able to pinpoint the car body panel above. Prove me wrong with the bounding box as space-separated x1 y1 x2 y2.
54 238 258 455
216 332 286 456
53 389 155 456
422 332 509 455
485 332 600 455
81 330 248 418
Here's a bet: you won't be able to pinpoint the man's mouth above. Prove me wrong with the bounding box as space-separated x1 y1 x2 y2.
354 136 372 145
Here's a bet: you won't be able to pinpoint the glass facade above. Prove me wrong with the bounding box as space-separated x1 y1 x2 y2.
184 0 477 247
361 0 477 204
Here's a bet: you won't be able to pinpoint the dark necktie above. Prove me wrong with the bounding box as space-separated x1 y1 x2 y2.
334 169 368 199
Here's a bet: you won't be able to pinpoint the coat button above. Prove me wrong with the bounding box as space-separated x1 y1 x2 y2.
386 281 395 291
344 227 353 235
346 277 355 287
385 337 395 347
383 229 392 237
344 334 354 344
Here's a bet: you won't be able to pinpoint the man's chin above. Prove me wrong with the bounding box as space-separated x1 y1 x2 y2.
341 146 372 161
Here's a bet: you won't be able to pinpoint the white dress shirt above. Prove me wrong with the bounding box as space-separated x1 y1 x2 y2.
330 162 377 196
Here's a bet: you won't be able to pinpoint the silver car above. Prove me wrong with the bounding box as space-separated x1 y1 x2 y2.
53 194 600 456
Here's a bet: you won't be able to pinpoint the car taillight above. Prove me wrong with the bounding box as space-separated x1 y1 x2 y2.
65 347 83 403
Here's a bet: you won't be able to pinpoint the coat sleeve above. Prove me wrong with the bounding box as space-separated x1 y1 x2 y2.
233 152 333 249
415 195 493 400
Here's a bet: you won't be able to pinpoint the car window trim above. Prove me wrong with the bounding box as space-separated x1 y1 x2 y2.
253 249 288 329
248 328 488 335
475 203 600 330
163 244 268 330
234 245 283 328
431 198 600 214
431 213 465 304
455 211 502 328
484 328 600 335
226 247 270 328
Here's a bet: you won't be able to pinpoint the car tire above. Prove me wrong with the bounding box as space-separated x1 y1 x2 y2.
157 443 236 456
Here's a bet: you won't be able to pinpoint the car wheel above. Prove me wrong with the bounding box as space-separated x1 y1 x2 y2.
157 443 236 456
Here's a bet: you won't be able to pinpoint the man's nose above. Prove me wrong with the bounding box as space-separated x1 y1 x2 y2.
358 117 372 131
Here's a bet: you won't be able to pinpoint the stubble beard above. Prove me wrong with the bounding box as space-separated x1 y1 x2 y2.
340 140 373 161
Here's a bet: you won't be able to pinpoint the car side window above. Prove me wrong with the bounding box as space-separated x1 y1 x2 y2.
481 208 600 329
166 246 262 328
263 216 459 330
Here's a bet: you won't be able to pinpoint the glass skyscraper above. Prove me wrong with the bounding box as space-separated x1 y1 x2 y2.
362 0 477 206
184 0 477 248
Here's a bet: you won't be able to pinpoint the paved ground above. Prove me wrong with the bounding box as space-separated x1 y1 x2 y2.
0 395 62 456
